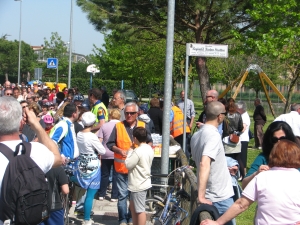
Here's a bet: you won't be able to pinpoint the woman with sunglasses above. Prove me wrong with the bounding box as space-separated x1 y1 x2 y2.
242 121 300 188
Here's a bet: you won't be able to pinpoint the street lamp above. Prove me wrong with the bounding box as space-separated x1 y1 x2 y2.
15 0 22 85
68 0 73 88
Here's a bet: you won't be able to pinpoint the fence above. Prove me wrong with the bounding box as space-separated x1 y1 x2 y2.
175 81 298 116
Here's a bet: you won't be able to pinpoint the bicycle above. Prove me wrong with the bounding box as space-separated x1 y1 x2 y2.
61 159 78 225
146 165 191 225
61 157 99 224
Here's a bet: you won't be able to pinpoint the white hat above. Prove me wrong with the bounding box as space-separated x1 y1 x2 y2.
81 112 96 127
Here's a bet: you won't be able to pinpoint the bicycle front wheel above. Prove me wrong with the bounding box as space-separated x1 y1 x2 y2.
61 193 69 225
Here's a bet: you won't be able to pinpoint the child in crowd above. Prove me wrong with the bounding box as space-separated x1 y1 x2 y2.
43 115 54 134
125 127 154 225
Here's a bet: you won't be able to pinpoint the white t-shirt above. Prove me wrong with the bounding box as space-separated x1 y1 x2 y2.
0 140 54 225
239 111 250 142
274 111 300 137
243 167 300 224
76 132 106 156
191 124 233 202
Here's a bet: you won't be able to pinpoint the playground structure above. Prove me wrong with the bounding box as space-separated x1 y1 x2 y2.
219 64 286 118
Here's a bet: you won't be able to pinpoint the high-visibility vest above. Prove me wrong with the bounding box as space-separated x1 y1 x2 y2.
114 120 145 174
91 101 108 122
170 106 190 138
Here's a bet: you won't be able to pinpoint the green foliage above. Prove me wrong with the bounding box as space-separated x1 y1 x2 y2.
0 39 37 81
42 32 69 76
92 31 169 97
77 0 300 105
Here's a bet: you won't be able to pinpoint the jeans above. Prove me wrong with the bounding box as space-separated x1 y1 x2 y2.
98 159 118 199
40 209 64 225
213 197 236 225
116 172 132 224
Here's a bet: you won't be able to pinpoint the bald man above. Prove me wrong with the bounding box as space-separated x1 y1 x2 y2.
196 90 219 128
191 101 235 225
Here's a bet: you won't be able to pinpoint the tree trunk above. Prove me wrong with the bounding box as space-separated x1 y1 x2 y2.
189 75 195 100
195 57 210 103
283 64 300 113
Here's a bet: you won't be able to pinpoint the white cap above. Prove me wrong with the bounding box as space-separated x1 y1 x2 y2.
81 112 96 127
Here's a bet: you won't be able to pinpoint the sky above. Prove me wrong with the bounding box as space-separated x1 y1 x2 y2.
0 0 105 56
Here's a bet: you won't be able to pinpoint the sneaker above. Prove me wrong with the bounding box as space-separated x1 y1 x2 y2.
258 147 262 150
127 223 133 225
82 219 94 225
120 223 127 225
108 183 112 190
74 210 94 216
99 197 104 201
110 198 117 202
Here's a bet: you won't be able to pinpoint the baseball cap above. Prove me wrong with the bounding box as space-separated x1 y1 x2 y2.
139 103 148 113
81 112 96 127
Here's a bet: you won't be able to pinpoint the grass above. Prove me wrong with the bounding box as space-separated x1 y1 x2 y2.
235 148 259 224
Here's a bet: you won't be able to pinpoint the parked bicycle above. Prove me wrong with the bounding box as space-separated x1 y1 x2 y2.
146 165 191 225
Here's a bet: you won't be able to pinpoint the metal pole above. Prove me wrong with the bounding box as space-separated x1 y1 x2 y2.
16 0 22 84
182 54 189 153
56 66 58 83
68 0 73 88
90 73 93 89
161 0 175 175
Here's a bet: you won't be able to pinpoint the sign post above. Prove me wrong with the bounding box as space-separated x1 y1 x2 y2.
47 58 59 83
86 64 100 89
34 68 42 81
182 43 228 153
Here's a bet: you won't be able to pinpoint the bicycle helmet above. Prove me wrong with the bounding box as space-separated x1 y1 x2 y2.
43 115 54 124
73 94 84 102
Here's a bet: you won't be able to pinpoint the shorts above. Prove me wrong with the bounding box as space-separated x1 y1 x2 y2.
130 190 147 213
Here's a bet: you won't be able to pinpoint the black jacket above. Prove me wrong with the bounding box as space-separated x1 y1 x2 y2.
223 112 243 137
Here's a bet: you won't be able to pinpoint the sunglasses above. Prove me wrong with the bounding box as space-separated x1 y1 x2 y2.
6 93 12 96
219 112 227 116
125 112 137 116
271 136 286 143
22 105 28 109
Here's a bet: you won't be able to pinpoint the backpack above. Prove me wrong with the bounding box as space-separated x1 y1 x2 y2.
0 141 49 225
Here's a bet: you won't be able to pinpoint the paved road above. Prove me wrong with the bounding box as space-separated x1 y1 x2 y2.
68 195 155 225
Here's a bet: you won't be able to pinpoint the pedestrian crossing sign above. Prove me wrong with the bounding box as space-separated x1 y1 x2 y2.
47 58 58 69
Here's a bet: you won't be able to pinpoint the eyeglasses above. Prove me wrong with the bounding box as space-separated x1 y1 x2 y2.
22 105 28 109
271 136 286 143
125 112 137 116
5 93 12 96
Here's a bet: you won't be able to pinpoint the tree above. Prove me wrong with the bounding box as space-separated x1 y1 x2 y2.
238 0 300 112
77 0 300 104
92 32 167 97
0 39 37 82
76 0 260 102
42 32 69 77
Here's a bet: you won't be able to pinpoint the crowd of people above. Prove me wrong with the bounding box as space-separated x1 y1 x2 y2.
1 79 300 225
